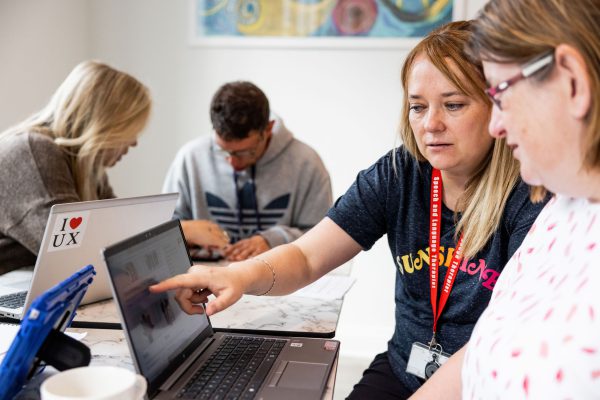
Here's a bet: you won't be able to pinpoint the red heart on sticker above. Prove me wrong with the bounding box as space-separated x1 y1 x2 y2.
69 217 83 230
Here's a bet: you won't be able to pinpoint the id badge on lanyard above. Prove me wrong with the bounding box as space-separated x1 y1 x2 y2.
406 168 463 380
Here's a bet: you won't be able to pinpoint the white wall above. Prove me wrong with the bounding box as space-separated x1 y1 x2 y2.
0 0 487 361
88 0 403 200
0 0 90 129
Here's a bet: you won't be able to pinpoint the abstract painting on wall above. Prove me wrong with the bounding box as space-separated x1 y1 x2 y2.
191 0 465 47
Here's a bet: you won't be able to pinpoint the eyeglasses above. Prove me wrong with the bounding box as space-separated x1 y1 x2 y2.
213 134 265 159
215 145 256 158
486 52 554 110
214 145 259 159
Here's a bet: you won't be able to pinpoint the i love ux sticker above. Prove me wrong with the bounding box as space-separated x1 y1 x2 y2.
47 211 90 252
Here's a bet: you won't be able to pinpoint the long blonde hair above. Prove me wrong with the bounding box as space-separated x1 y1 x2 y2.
1 60 151 200
398 21 521 260
469 0 600 202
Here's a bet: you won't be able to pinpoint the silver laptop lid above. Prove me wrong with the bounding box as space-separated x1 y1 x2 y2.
103 220 212 397
22 193 178 318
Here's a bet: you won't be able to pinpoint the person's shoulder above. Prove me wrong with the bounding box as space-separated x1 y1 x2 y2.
28 132 74 174
0 131 28 152
175 136 211 158
268 121 323 166
27 131 60 149
504 180 550 221
182 135 210 150
506 180 542 205
286 137 322 160
0 132 71 188
2 131 61 160
389 145 419 166
371 145 426 175
2 130 42 146
348 146 427 192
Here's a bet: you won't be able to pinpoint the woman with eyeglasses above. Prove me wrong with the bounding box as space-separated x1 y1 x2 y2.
150 21 548 398
410 0 600 398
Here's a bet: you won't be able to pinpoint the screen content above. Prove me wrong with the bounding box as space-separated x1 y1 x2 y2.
106 225 209 382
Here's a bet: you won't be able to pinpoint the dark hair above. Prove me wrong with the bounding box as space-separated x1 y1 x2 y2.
210 81 270 141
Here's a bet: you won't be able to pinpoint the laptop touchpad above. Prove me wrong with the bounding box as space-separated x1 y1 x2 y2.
277 362 327 390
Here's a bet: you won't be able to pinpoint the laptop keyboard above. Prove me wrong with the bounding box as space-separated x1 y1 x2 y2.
177 335 286 400
0 291 26 309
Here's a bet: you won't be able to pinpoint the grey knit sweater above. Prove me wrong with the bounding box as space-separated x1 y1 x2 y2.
0 132 114 274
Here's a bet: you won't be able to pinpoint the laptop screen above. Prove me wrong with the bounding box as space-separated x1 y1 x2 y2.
104 220 210 391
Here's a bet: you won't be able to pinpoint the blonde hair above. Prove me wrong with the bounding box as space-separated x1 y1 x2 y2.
469 0 600 201
1 60 151 200
398 21 521 260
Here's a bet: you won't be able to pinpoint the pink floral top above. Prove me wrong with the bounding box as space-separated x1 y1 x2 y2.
463 195 600 399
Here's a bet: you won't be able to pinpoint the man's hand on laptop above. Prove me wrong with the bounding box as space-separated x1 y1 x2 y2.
222 235 270 261
149 264 245 316
180 220 230 249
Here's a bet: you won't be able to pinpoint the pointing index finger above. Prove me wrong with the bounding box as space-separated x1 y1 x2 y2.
148 273 206 293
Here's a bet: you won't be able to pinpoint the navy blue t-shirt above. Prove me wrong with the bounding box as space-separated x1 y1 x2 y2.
327 147 548 393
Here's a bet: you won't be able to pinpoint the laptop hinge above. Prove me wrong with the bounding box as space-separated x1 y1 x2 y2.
159 335 216 391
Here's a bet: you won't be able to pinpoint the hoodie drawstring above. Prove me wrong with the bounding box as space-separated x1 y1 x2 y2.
233 165 262 241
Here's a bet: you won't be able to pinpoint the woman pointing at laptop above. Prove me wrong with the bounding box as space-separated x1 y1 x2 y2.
0 61 227 275
151 21 548 398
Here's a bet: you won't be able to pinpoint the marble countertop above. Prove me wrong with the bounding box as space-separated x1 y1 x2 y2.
75 261 353 337
76 295 343 337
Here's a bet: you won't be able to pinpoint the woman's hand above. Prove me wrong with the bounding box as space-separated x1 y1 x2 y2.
149 264 244 316
180 220 230 249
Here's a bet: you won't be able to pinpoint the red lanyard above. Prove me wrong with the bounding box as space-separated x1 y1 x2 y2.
429 168 464 337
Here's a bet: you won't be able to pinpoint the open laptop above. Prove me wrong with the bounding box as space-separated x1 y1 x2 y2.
0 193 178 320
102 220 339 400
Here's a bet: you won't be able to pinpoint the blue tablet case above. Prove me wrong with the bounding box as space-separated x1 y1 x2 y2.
0 264 95 400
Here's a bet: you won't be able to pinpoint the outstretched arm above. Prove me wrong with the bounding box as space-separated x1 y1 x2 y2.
150 217 362 316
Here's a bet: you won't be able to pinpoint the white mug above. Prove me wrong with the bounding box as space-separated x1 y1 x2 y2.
40 365 147 400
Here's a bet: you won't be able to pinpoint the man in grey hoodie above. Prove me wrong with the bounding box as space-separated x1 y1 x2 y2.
162 81 332 261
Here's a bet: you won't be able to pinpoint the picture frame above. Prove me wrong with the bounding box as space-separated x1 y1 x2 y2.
189 0 468 49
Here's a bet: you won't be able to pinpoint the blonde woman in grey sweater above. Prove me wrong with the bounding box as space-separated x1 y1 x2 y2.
0 61 151 273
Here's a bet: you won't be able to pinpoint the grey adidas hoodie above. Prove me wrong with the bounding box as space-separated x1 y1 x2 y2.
162 116 332 247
